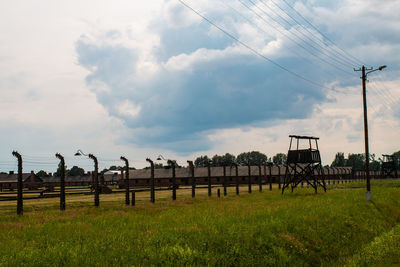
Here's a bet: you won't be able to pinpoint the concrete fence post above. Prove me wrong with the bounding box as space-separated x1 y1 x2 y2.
188 160 195 198
223 165 227 196
248 164 252 194
120 156 130 205
232 163 239 195
146 158 155 203
259 164 263 192
207 161 212 196
12 151 23 215
278 165 281 189
268 163 273 191
131 191 135 206
55 153 66 210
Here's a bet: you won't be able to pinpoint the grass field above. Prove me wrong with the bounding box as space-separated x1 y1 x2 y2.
0 180 399 266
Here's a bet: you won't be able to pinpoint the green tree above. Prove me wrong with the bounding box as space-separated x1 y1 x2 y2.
154 163 164 169
211 154 223 166
392 150 400 169
346 154 365 171
369 154 381 171
36 170 48 177
55 162 66 177
194 155 211 167
272 153 287 165
109 165 123 170
221 153 236 166
236 151 268 166
211 153 236 166
167 160 180 168
69 166 85 176
144 162 172 169
331 152 346 167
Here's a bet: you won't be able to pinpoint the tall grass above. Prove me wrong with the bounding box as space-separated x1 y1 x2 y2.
0 180 399 266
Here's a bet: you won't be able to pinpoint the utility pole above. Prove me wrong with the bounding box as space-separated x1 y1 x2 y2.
354 65 387 200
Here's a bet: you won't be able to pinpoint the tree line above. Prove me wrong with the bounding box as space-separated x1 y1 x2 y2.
331 151 400 171
193 151 287 167
35 150 400 176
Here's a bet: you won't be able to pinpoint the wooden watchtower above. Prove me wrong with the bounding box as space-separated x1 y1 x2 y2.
282 135 326 194
381 154 397 178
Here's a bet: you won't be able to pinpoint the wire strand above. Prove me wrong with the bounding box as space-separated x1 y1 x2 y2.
236 0 354 76
178 0 339 92
255 0 356 68
266 0 360 67
279 0 365 66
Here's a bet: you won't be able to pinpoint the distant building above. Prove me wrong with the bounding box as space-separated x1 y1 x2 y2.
0 171 43 190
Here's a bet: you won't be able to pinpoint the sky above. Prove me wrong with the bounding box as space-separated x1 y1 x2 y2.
0 0 399 172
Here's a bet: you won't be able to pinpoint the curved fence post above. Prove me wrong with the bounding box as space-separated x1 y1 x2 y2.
248 163 252 194
258 163 263 192
223 164 227 196
167 160 176 200
55 153 66 210
12 151 23 215
187 160 195 198
207 161 212 196
120 156 130 205
232 163 239 195
146 158 155 203
88 154 99 207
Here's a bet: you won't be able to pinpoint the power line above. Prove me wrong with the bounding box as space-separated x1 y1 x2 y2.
254 0 356 68
216 0 352 78
236 0 354 76
246 0 355 70
265 0 360 67
369 82 396 108
178 0 336 91
374 73 400 104
279 0 365 66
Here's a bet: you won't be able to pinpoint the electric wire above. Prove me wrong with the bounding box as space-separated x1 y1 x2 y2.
366 71 400 111
255 0 356 68
374 73 400 105
367 99 399 132
279 0 365 66
217 0 354 80
246 0 355 70
178 0 338 91
266 0 360 67
369 82 396 109
236 0 354 77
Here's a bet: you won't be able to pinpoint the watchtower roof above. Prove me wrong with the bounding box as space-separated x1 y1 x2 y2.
289 135 319 140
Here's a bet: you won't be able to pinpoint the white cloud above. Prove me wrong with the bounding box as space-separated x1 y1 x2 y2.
117 100 142 118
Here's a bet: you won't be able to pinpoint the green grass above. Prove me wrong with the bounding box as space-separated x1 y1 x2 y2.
0 180 400 266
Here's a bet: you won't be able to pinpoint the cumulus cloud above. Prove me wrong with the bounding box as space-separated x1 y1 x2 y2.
75 0 400 153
